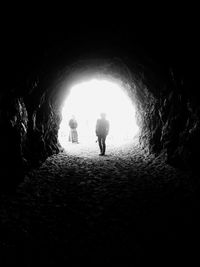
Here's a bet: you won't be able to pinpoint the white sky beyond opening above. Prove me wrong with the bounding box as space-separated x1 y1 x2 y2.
58 78 139 151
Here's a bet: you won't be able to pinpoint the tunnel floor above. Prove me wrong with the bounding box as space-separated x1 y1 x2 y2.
0 143 200 265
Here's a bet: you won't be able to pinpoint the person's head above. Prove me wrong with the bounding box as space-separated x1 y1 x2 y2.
100 112 106 119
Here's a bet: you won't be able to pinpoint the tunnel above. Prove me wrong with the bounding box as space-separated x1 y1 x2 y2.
0 15 200 266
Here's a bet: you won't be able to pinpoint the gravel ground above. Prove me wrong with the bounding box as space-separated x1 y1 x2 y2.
0 141 200 266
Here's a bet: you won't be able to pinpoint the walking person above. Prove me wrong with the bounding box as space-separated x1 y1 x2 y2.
95 113 109 156
68 115 79 143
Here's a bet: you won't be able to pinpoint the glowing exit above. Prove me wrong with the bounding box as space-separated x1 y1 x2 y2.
58 78 139 149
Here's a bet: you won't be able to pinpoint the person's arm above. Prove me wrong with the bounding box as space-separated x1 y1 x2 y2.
106 120 110 135
95 120 99 136
74 120 78 128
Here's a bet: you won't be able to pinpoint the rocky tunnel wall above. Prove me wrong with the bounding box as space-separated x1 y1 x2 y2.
0 53 199 189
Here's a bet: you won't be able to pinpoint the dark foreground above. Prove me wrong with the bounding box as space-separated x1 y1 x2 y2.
0 143 200 266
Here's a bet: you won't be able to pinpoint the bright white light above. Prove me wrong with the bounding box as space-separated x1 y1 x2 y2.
58 78 139 150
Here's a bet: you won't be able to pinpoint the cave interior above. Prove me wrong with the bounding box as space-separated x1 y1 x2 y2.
0 13 200 265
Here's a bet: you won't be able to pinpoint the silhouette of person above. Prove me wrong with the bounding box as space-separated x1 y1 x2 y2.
68 115 78 143
96 113 109 155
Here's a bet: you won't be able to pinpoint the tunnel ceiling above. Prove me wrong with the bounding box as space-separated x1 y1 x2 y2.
0 13 199 189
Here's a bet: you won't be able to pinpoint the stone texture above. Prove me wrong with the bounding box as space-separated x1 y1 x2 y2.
0 143 198 265
0 95 28 189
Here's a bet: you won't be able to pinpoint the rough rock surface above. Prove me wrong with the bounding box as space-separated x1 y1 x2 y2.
0 143 199 265
0 96 28 187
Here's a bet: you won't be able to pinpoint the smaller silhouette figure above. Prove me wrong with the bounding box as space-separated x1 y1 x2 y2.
68 115 78 143
96 113 109 156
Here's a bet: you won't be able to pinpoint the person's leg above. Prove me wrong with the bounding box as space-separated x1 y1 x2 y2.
74 129 78 143
72 129 75 143
68 130 72 142
102 136 106 155
98 136 103 154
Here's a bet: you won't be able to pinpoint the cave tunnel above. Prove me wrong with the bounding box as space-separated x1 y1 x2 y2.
0 16 200 266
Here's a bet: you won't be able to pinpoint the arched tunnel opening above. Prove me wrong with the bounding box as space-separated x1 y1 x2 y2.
58 77 139 150
57 64 140 155
1 18 200 266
